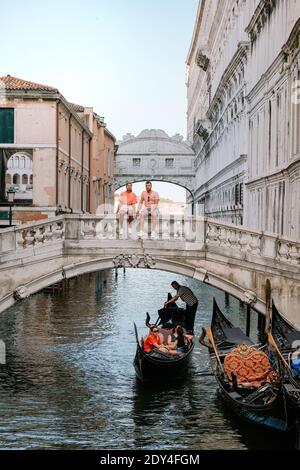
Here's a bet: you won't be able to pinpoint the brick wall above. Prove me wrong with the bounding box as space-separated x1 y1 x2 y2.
13 211 49 224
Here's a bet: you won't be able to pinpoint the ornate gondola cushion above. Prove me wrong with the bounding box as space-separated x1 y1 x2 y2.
224 344 275 388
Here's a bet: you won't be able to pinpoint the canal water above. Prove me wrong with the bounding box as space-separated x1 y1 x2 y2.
0 270 293 450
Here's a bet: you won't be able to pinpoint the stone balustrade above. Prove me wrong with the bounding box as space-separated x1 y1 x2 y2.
1 214 300 269
205 218 300 266
0 216 65 255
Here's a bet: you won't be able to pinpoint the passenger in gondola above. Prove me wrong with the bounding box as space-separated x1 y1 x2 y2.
290 343 300 378
164 281 198 334
167 325 191 355
143 325 169 354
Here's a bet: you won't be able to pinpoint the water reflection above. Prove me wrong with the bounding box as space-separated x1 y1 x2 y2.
0 269 290 449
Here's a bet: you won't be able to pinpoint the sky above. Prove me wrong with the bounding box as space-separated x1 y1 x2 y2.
1 0 198 201
116 181 189 202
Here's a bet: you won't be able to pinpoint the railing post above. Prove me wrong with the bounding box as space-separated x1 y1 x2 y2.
64 215 81 241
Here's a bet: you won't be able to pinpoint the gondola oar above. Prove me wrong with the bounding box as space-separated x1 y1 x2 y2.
268 331 290 369
205 326 225 374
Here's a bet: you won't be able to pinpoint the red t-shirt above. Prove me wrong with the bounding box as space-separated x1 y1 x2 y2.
119 191 138 206
143 332 162 353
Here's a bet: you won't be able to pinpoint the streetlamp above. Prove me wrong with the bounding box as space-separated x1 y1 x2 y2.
7 188 15 226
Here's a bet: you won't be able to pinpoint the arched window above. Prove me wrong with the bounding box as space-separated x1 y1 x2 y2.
20 156 25 169
22 174 28 184
13 174 20 184
30 175 33 184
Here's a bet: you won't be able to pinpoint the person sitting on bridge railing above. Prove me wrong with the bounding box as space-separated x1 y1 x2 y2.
137 181 160 240
116 182 138 238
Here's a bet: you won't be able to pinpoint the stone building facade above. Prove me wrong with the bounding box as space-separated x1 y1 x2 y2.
0 75 115 223
187 0 300 238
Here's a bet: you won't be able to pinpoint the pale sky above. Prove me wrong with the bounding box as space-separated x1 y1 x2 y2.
1 0 198 201
117 181 189 202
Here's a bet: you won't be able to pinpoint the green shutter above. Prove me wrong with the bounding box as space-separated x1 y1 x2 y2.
0 108 14 143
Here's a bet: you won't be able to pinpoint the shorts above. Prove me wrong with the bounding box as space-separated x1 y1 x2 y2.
141 207 159 216
119 205 135 215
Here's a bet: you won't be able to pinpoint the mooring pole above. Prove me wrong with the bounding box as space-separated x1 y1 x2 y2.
246 304 251 338
265 278 271 334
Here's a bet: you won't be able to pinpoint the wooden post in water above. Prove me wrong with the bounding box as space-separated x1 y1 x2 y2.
95 271 102 298
246 304 251 338
265 278 271 334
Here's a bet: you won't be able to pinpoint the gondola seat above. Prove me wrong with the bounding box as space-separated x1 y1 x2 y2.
224 344 276 389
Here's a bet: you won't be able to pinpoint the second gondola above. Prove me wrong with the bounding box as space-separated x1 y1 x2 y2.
200 299 290 432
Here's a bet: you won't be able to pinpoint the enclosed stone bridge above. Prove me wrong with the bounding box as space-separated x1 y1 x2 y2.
115 129 196 201
1 214 300 327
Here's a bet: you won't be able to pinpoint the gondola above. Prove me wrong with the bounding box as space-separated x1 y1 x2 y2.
133 297 194 382
200 298 290 432
268 302 300 418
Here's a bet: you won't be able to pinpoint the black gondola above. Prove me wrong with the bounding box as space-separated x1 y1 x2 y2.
133 301 194 383
268 302 300 418
201 298 290 432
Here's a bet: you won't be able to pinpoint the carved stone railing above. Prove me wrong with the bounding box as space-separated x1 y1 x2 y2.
205 218 300 266
67 214 204 243
0 216 65 256
1 215 300 270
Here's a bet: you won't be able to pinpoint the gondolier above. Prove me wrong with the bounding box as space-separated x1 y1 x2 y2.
164 281 198 334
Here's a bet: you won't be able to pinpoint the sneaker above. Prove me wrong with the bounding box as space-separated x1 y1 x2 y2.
151 232 159 240
138 231 146 239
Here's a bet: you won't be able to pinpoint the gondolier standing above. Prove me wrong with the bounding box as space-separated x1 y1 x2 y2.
164 281 198 334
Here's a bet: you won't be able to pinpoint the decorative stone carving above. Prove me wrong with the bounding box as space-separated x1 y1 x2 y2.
14 285 29 301
242 290 257 306
246 0 277 43
196 49 210 71
277 241 300 264
195 121 209 141
113 254 156 269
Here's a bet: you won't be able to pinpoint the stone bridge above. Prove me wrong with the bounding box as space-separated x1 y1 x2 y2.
115 129 196 199
1 215 300 327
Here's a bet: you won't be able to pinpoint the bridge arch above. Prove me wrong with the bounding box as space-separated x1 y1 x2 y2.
1 215 300 326
114 179 195 212
0 255 265 316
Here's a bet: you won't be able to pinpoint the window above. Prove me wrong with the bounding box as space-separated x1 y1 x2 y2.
239 183 244 205
235 184 240 205
165 158 174 168
133 158 141 167
13 174 20 184
0 108 14 143
235 183 243 205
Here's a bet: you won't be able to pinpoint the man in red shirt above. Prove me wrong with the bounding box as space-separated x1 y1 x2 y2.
137 181 160 239
116 182 138 237
143 325 169 354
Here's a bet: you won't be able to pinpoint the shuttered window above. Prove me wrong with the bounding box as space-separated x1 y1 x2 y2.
0 108 14 143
